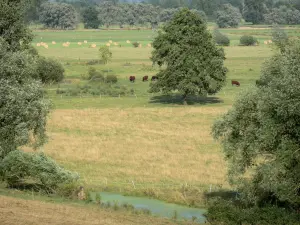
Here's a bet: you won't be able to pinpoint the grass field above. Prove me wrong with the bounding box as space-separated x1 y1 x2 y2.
22 26 299 207
0 194 186 225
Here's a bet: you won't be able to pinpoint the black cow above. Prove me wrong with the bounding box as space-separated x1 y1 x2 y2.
151 76 158 81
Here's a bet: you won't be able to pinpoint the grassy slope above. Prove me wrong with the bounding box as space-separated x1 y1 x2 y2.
17 27 298 207
0 195 185 225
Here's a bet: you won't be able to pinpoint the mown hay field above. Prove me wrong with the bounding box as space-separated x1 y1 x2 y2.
28 27 300 206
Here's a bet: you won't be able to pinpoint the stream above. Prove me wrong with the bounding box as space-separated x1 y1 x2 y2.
91 192 206 223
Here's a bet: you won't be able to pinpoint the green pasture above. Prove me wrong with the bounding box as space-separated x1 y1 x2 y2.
32 28 284 109
28 27 299 206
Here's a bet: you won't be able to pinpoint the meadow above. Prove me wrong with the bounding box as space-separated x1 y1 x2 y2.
27 25 299 207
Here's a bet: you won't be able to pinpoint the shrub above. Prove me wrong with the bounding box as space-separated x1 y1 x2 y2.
1 150 79 191
87 67 104 81
213 29 230 46
86 59 104 65
99 46 112 64
240 35 257 46
105 74 118 83
132 42 139 48
36 56 65 83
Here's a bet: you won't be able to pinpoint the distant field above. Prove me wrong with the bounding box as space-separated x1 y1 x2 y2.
27 26 299 206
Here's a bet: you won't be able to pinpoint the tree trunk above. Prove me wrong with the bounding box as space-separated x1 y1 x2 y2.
183 93 188 105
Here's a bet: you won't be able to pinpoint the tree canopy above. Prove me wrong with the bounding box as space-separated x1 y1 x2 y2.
207 40 300 224
215 3 242 28
39 2 78 29
149 8 227 104
0 1 50 160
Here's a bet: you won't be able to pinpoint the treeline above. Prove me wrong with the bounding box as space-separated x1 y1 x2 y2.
26 0 300 29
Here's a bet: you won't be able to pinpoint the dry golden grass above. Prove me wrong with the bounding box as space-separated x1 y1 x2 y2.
0 196 179 225
38 107 229 190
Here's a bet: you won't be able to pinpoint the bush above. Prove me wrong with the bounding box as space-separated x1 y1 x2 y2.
86 60 104 65
36 56 65 83
87 67 104 81
240 35 257 46
105 74 118 83
1 150 79 191
132 42 139 48
213 29 230 46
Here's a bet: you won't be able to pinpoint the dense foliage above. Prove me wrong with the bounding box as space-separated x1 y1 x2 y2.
99 46 112 64
215 4 242 28
240 35 257 46
264 6 300 25
0 0 33 51
82 6 102 29
25 0 300 26
36 56 65 83
1 150 79 190
149 8 227 104
271 25 289 53
39 2 78 29
213 29 230 46
0 0 78 193
208 40 300 224
0 41 50 160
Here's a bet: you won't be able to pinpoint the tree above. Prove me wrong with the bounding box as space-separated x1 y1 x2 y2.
39 2 78 29
159 8 178 23
82 6 102 29
0 0 33 51
244 0 267 24
0 1 50 160
36 56 65 83
271 25 289 53
215 3 242 28
207 40 300 224
25 0 47 23
97 1 120 28
264 6 300 25
99 45 112 64
149 8 227 104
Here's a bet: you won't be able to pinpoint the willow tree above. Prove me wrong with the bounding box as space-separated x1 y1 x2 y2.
207 41 300 224
0 0 50 159
149 8 227 104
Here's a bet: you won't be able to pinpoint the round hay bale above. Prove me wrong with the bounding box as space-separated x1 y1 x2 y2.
84 40 88 44
126 40 130 44
106 43 111 47
36 43 41 47
52 41 56 45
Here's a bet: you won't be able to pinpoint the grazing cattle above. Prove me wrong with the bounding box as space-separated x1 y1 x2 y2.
231 80 240 87
129 76 136 82
151 76 158 81
142 76 148 82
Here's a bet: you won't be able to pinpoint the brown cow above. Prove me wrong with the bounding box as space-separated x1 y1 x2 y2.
142 76 148 82
231 80 240 87
129 76 136 82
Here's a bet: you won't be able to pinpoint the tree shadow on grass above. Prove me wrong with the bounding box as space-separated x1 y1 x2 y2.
149 94 223 105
